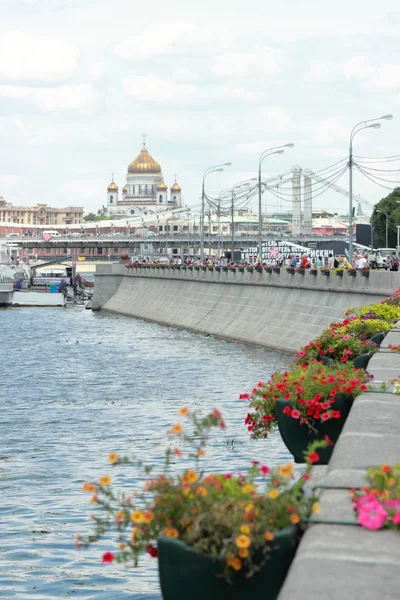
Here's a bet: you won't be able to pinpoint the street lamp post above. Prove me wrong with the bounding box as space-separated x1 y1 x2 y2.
348 114 393 263
201 162 232 261
376 209 389 248
258 144 294 261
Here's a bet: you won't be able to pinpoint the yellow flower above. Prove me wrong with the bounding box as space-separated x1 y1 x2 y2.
178 407 189 417
268 489 280 499
120 543 126 551
244 503 254 513
131 527 139 544
278 464 294 479
387 478 395 488
235 534 251 549
171 424 183 435
240 524 250 534
195 485 208 497
290 514 300 524
312 503 321 513
107 452 118 464
82 482 97 493
162 527 179 538
130 510 145 524
182 470 198 484
264 530 274 541
197 449 206 457
242 484 254 494
238 548 249 558
99 475 112 487
183 488 193 498
143 511 154 523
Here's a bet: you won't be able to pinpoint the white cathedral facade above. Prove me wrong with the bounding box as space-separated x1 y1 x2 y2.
106 140 182 217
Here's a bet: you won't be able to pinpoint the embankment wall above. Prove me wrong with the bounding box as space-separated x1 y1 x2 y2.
93 266 400 353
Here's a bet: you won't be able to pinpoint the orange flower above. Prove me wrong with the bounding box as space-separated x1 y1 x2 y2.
89 495 98 504
171 424 183 435
131 527 139 544
290 514 300 524
131 510 145 524
197 449 206 457
226 556 242 571
143 511 154 523
195 485 208 497
244 503 254 513
162 527 179 538
238 548 249 558
182 470 198 484
242 484 254 494
268 489 280 499
99 475 112 487
264 530 274 541
178 407 189 417
278 464 294 479
240 524 250 534
116 511 124 525
235 534 251 549
82 482 97 493
119 543 126 551
174 448 182 457
107 452 118 464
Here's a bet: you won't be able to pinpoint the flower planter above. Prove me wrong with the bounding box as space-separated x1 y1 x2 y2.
370 332 386 346
309 269 317 276
335 270 344 277
276 396 353 464
361 270 370 278
352 352 373 369
201 266 207 271
247 268 254 273
158 526 299 600
223 267 228 273
296 268 305 275
238 267 244 273
321 270 330 277
265 267 273 274
347 270 357 277
256 267 263 273
286 268 295 275
272 268 280 274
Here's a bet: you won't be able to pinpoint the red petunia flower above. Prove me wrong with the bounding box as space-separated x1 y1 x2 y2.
308 452 320 464
146 544 158 558
260 465 270 475
102 552 115 563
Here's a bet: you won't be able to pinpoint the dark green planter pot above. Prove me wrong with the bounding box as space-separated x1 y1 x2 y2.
276 396 353 464
370 332 386 346
158 526 298 600
352 352 373 369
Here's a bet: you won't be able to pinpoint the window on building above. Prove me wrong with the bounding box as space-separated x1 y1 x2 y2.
159 195 163 202
194 226 199 232
173 225 178 231
132 185 135 194
110 197 113 203
97 247 103 255
114 247 119 253
159 226 163 231
46 248 51 254
212 226 218 232
173 196 177 202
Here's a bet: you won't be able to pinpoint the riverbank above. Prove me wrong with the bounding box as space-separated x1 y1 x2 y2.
92 264 398 353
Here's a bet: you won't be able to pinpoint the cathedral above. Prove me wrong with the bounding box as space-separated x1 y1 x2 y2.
106 138 182 217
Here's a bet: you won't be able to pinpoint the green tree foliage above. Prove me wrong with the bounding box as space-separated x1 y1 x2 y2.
83 213 108 222
371 187 400 248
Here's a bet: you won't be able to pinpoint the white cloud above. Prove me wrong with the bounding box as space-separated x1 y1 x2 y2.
372 65 400 90
341 56 374 79
116 22 234 61
212 48 281 78
315 117 348 145
0 31 78 82
0 84 93 111
123 75 197 102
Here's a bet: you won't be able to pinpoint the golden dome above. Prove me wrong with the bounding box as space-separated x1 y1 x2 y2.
170 181 181 193
128 145 162 174
157 180 168 191
107 180 118 192
122 184 128 193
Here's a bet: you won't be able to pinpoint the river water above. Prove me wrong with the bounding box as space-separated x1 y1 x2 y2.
1 306 292 599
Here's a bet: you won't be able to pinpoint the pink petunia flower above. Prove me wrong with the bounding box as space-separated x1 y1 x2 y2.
291 409 300 419
357 502 388 530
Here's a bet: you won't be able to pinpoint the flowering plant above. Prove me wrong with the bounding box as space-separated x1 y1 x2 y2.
351 464 400 530
77 408 321 581
286 267 295 275
243 362 368 439
295 327 378 365
347 268 357 276
320 268 330 276
345 303 400 322
272 266 281 274
330 317 392 341
309 269 318 276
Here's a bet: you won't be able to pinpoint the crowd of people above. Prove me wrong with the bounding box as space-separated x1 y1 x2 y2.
132 251 399 271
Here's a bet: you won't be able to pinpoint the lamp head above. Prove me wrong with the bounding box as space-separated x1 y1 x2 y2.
274 150 285 155
285 143 295 148
223 162 232 167
215 168 224 172
368 123 381 129
381 114 393 120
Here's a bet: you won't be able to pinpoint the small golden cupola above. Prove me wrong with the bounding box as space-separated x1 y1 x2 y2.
128 142 162 174
107 179 118 192
157 180 168 191
170 180 182 193
122 184 128 194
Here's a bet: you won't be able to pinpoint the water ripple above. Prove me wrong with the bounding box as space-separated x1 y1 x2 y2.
0 307 293 599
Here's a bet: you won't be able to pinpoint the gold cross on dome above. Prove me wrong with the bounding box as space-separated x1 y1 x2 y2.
142 133 147 146
174 173 177 181
111 172 115 180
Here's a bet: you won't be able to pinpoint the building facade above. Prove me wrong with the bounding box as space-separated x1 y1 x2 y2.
106 140 182 217
0 197 83 226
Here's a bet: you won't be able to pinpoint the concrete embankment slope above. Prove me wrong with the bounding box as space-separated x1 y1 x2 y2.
93 265 399 353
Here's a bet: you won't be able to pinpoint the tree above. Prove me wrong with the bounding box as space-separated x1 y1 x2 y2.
84 213 108 222
370 187 400 248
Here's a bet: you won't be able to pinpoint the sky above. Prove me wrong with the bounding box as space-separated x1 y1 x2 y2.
1 0 400 217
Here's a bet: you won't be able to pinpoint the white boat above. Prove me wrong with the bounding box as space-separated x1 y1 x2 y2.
0 242 16 305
